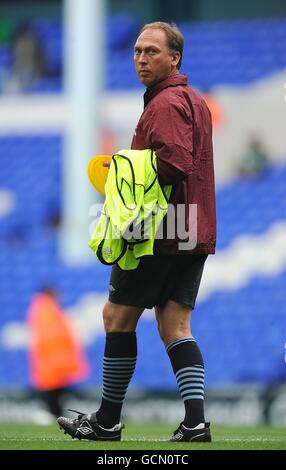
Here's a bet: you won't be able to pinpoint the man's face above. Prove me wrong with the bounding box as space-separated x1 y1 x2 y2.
134 28 180 87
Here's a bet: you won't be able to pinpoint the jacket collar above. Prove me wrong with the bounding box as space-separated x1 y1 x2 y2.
144 73 188 107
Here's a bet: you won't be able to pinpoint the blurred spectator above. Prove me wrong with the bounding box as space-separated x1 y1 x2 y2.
238 137 270 178
4 21 48 93
201 87 226 131
0 16 13 44
27 287 89 419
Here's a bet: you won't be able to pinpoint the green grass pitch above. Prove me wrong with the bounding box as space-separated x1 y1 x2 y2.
0 423 285 450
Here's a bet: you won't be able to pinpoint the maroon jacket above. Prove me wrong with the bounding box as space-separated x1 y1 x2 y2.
131 74 216 255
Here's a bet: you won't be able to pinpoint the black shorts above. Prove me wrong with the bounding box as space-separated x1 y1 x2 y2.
108 254 208 309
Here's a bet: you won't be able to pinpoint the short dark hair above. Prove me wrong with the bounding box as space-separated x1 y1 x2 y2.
140 21 184 70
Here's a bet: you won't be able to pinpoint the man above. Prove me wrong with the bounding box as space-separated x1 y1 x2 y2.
58 21 216 442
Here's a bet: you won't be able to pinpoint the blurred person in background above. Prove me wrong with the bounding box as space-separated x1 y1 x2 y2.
238 137 270 178
0 16 13 44
27 287 89 420
200 85 226 131
3 21 48 93
58 21 216 442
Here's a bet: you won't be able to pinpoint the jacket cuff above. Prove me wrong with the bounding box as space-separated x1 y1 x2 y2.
157 158 186 185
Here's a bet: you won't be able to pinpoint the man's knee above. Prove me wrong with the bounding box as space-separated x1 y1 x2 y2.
102 301 142 333
102 302 113 332
103 302 124 332
155 301 192 346
158 324 174 346
155 311 171 345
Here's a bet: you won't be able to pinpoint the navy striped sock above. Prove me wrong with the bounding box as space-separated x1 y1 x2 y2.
95 332 137 428
167 337 205 428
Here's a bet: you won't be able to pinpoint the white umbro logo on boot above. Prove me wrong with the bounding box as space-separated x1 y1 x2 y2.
78 426 93 435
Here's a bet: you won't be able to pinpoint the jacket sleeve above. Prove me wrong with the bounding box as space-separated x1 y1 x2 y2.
144 101 194 185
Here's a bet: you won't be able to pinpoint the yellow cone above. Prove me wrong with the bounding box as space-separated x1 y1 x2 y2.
87 155 112 195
